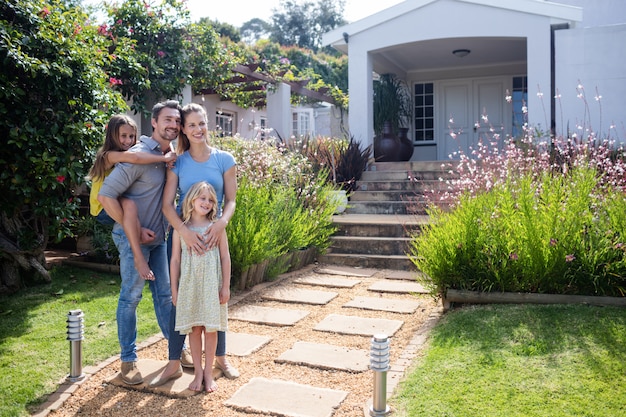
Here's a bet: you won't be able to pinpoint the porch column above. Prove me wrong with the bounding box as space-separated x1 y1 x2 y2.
527 28 552 133
267 82 292 141
348 50 374 150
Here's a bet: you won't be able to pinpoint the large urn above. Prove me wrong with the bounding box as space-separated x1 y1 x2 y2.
397 127 414 161
374 121 400 162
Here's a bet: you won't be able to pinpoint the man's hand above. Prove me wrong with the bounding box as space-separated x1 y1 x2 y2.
140 227 156 245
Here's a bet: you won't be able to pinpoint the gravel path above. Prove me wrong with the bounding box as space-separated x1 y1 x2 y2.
43 264 442 417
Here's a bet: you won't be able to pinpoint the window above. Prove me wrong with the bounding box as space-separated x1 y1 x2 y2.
292 109 313 137
414 83 434 142
215 110 235 137
511 76 528 138
259 116 267 140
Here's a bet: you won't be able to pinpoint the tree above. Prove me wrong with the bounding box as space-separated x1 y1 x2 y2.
240 18 271 45
270 0 345 52
198 17 240 43
0 0 127 293
103 0 191 114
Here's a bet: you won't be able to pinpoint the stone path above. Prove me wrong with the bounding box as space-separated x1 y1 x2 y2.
36 264 443 417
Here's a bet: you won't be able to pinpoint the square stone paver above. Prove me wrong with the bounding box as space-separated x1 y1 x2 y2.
314 314 404 337
343 296 421 313
225 377 348 417
107 359 215 397
384 270 424 281
230 305 309 326
368 280 428 294
262 287 338 305
275 341 370 372
226 331 272 356
315 265 377 277
293 275 361 288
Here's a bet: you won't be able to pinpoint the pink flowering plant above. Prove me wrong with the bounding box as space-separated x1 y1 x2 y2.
410 85 626 297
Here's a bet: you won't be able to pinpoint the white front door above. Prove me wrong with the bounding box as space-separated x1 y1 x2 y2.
438 77 508 160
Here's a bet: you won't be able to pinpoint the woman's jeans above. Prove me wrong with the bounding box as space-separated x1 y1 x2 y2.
168 306 226 360
112 229 172 363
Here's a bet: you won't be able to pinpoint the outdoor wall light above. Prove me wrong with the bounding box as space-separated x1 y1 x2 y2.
452 49 471 58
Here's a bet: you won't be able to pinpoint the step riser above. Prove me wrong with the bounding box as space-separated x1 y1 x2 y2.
357 181 448 192
361 171 454 182
345 202 429 215
334 223 422 238
318 253 415 270
350 191 426 202
329 237 410 255
368 160 449 172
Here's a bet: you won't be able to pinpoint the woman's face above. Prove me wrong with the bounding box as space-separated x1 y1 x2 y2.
118 124 136 151
182 111 208 145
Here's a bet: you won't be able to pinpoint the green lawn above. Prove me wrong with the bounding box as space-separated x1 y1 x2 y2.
0 266 161 417
392 304 626 417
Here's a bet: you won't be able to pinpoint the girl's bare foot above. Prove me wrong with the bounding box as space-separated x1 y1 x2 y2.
204 368 217 392
189 373 204 392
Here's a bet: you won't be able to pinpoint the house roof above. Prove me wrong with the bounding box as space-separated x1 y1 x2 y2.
323 0 582 52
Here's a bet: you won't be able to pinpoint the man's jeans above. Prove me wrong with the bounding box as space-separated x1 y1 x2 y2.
113 229 172 362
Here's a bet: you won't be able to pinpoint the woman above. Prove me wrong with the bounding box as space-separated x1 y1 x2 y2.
149 103 238 387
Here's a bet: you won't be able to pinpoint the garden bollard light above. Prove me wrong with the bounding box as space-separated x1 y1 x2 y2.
67 309 85 382
369 333 391 416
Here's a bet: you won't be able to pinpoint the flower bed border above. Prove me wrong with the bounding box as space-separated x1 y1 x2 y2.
443 289 626 311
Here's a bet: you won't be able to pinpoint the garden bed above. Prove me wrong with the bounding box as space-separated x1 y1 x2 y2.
443 288 626 310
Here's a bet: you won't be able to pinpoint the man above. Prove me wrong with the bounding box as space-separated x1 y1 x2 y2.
98 100 181 385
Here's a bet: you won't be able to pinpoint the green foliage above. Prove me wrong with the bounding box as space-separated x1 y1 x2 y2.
270 0 346 52
373 73 412 136
0 0 127 288
411 167 626 296
103 0 191 114
0 266 160 417
213 135 338 286
291 136 371 192
393 304 626 417
227 175 337 288
188 21 240 95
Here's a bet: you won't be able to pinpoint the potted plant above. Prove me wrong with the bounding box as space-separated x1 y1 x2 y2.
301 136 371 213
373 73 413 161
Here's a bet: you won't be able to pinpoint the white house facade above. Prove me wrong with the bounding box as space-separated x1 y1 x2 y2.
323 0 626 161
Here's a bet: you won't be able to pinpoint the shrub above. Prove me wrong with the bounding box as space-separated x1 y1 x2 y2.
291 136 371 193
411 167 626 297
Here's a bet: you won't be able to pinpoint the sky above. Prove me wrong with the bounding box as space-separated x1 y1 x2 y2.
184 0 403 27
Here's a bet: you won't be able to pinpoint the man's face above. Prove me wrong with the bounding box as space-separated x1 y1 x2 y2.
152 107 181 142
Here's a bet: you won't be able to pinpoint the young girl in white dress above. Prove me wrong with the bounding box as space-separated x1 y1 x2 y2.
169 181 231 392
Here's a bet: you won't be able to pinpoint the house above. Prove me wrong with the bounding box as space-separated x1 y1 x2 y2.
130 68 345 141
322 0 626 161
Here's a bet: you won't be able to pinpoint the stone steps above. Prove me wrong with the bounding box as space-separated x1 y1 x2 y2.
320 161 455 270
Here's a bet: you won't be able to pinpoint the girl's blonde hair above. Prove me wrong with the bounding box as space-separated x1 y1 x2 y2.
181 181 218 223
177 103 208 154
87 114 138 181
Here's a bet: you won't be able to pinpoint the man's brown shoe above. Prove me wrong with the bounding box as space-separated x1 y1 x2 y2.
181 348 194 369
120 361 143 385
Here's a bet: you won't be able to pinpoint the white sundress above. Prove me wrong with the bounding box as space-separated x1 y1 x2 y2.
174 224 228 335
